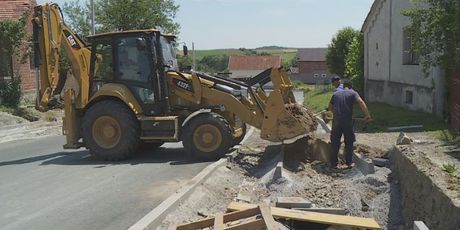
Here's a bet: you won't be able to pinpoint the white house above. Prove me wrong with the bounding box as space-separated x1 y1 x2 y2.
362 0 445 115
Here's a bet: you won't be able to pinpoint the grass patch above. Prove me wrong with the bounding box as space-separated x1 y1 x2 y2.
302 85 334 113
302 87 452 135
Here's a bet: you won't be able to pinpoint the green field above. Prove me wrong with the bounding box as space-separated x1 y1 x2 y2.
193 48 298 63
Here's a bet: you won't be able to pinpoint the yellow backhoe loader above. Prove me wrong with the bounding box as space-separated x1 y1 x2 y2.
32 3 317 161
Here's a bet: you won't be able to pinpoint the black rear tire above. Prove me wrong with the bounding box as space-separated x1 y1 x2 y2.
183 113 233 161
82 100 140 161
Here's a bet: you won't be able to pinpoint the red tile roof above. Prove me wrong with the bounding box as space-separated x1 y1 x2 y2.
228 55 282 70
0 0 36 20
297 48 327 62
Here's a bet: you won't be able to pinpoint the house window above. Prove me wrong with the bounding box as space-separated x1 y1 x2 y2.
0 49 13 80
405 90 413 104
403 28 419 65
314 74 319 78
321 74 327 78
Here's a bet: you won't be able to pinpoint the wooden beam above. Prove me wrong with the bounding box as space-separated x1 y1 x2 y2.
223 207 260 223
214 213 224 230
258 203 277 230
227 202 381 230
225 219 265 230
176 217 214 230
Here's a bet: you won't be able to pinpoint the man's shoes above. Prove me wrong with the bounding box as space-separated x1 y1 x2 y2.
345 163 355 169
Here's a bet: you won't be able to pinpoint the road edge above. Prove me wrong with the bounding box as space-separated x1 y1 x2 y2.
128 127 255 230
128 158 227 230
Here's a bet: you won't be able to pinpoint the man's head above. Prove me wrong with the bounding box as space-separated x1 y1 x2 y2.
343 79 353 89
331 76 341 87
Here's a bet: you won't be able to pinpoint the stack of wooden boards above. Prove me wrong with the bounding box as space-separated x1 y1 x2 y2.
169 202 381 230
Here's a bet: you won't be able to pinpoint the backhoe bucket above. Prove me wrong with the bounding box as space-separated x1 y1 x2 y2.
256 68 317 142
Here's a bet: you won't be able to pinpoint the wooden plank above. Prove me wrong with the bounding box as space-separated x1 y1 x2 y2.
214 213 224 230
258 204 277 230
176 217 215 230
227 202 381 230
223 207 260 223
224 219 265 230
167 224 177 230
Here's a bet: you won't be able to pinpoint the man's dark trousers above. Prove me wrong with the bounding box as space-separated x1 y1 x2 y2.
330 119 355 167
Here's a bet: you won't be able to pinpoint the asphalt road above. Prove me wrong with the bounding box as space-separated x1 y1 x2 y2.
0 135 211 230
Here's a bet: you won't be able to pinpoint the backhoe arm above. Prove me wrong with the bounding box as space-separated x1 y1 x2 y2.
32 3 91 111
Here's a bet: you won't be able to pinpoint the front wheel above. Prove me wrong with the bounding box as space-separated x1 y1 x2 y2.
182 113 233 161
82 100 140 161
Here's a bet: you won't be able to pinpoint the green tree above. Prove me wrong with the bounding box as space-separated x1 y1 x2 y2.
0 17 28 108
63 0 180 37
198 55 229 73
403 0 460 75
345 33 364 95
62 1 93 37
326 27 360 77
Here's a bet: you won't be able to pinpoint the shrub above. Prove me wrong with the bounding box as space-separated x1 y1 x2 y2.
0 76 22 108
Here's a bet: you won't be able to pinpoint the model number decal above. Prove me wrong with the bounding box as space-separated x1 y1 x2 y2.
174 79 193 92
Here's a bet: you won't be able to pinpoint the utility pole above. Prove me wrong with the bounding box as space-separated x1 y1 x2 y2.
192 42 196 71
90 0 95 35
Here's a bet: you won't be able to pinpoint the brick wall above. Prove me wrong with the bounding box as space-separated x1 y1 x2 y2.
452 69 460 133
293 61 333 84
12 55 36 92
298 61 328 73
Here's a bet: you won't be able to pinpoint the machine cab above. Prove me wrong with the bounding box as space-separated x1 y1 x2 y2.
87 29 169 115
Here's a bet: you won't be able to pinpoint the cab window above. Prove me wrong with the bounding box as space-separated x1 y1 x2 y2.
93 40 113 81
116 37 151 82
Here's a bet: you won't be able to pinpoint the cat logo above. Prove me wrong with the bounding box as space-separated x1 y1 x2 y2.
63 30 81 50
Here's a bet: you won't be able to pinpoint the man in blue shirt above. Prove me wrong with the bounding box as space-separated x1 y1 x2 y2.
328 80 372 169
331 76 344 92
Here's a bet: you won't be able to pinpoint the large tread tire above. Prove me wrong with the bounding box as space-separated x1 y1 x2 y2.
232 123 247 146
183 113 233 161
82 100 140 161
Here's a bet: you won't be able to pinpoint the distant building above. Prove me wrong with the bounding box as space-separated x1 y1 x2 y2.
362 0 445 115
0 0 37 92
227 55 282 81
291 48 335 84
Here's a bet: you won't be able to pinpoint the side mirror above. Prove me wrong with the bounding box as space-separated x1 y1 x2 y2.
183 45 188 56
136 38 147 50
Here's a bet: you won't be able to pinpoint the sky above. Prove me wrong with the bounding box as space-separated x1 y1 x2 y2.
38 0 374 50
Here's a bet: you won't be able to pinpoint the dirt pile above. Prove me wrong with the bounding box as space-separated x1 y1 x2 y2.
285 104 318 133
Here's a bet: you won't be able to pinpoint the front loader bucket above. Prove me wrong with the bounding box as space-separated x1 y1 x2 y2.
257 68 317 142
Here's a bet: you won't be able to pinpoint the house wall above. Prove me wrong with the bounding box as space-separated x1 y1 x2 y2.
364 0 445 115
292 61 332 84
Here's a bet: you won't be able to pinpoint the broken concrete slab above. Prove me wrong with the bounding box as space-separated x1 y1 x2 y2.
396 132 413 145
353 152 375 175
276 197 312 209
372 158 389 167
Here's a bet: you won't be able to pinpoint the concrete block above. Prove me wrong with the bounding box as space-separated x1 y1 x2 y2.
226 149 239 163
413 221 429 230
372 158 389 167
293 207 347 215
273 161 283 180
276 197 312 209
236 193 251 203
353 152 375 175
396 132 413 145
